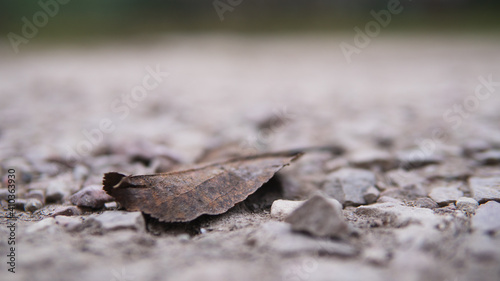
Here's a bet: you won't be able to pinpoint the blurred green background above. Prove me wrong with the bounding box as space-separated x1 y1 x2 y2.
1 0 499 43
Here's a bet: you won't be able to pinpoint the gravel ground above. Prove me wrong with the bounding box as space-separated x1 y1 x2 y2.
1 34 500 281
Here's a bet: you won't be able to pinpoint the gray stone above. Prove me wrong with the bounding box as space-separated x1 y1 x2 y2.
386 169 426 190
55 215 83 232
376 196 403 205
363 186 380 204
52 205 82 216
14 198 26 210
322 168 376 206
413 197 439 209
469 177 500 203
428 187 464 205
462 139 491 156
363 247 391 266
25 217 57 234
349 149 396 171
85 211 145 232
419 161 470 180
456 197 479 214
270 199 305 220
46 180 69 203
248 221 357 257
323 157 349 172
397 149 442 169
285 195 347 237
474 150 500 165
355 202 444 228
73 164 90 183
0 188 10 201
24 198 43 212
464 232 500 262
26 189 45 202
70 185 114 209
472 201 500 233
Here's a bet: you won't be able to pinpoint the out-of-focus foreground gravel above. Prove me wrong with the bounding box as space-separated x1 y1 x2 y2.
1 35 500 281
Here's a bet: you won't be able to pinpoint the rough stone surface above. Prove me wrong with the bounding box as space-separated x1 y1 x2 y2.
26 189 45 202
270 199 304 220
355 202 444 228
469 177 500 203
456 197 479 214
397 149 442 169
386 169 426 191
472 201 500 233
249 221 357 256
285 195 347 237
46 180 70 203
0 188 9 201
363 186 380 204
418 161 470 180
55 215 84 232
24 198 43 212
25 217 57 234
462 139 491 156
85 211 146 232
52 205 82 216
377 196 404 205
70 185 114 209
473 150 500 165
413 197 439 209
428 187 464 205
349 149 396 171
322 168 376 206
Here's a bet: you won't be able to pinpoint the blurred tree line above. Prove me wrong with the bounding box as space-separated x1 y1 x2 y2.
0 0 499 41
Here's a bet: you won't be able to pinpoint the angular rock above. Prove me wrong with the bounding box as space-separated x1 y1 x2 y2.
413 197 439 209
52 205 82 216
464 232 500 263
25 217 57 234
323 157 349 172
376 196 403 205
46 180 70 203
24 198 43 212
26 189 45 202
322 168 376 206
462 139 491 157
55 215 83 232
386 169 426 190
456 197 479 214
363 186 380 204
355 202 443 228
469 177 500 203
349 149 396 171
0 188 10 201
14 199 26 210
397 149 442 169
248 221 357 257
70 185 114 209
85 211 145 232
428 187 463 205
285 195 347 237
418 161 470 180
270 199 305 220
472 201 500 233
473 150 500 165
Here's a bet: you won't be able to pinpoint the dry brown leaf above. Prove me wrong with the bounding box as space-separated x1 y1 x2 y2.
102 151 302 222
